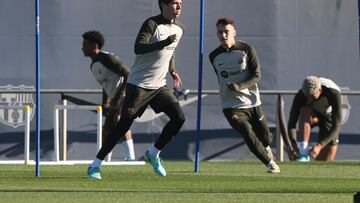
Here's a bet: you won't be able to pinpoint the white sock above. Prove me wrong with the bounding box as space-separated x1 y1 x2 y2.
90 158 103 168
265 146 271 152
123 139 135 160
267 160 276 167
297 141 309 156
148 145 160 158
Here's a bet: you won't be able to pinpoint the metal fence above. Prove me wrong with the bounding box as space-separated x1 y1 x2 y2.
0 89 359 162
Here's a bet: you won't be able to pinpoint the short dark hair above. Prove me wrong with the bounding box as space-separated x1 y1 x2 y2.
216 17 235 28
82 30 105 49
158 0 172 12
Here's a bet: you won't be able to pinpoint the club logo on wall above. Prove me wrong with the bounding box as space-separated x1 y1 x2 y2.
0 85 35 128
340 87 351 125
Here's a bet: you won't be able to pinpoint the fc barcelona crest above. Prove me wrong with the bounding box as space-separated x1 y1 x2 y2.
340 87 351 125
0 85 36 128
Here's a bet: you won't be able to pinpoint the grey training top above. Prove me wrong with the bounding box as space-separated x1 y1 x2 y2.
127 14 185 89
90 51 129 100
209 40 262 109
288 77 342 146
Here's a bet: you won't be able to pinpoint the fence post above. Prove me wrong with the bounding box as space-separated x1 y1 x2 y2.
59 99 67 161
54 107 60 162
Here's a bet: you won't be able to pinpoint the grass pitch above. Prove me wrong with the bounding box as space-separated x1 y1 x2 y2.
0 161 359 202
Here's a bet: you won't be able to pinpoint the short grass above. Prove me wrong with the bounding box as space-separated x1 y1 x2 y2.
0 161 359 203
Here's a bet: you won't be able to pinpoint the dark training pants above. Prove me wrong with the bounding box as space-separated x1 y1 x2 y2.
223 106 273 165
96 84 185 160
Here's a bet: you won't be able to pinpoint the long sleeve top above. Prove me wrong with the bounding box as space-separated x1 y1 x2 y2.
127 14 185 89
288 77 342 146
209 40 262 109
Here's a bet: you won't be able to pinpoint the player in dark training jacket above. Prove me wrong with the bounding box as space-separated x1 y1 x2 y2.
288 76 342 161
82 31 135 162
209 17 280 173
87 0 185 180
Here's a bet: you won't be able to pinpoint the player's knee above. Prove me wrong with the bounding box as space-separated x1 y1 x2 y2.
299 106 318 124
172 112 185 129
230 118 250 133
178 111 186 123
299 106 313 117
168 103 185 127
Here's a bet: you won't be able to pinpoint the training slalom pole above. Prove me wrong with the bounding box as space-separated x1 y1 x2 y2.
35 0 41 177
194 0 205 173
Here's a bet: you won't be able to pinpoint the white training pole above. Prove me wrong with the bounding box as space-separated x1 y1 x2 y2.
24 105 31 164
0 105 32 164
54 104 103 162
96 105 102 152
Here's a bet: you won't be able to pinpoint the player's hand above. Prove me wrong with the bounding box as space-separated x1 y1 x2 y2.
227 82 241 92
171 71 182 88
309 143 322 158
167 34 178 43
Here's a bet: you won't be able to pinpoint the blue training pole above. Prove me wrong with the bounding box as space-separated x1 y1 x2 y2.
35 0 40 177
194 0 205 173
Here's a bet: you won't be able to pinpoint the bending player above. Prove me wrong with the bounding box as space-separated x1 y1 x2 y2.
82 30 135 161
288 76 342 161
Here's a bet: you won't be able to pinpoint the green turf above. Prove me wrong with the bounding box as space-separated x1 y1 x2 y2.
0 161 359 202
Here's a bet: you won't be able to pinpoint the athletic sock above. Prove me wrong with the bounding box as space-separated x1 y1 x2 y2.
265 146 271 152
297 141 309 156
148 145 160 158
267 160 276 167
90 158 103 168
123 139 135 160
